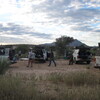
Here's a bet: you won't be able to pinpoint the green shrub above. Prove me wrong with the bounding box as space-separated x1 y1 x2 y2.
0 59 10 74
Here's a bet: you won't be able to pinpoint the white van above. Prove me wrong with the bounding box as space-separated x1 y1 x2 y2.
94 56 100 67
0 47 10 61
94 48 100 67
73 48 92 64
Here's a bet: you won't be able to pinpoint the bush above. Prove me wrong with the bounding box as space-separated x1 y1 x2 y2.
0 59 10 74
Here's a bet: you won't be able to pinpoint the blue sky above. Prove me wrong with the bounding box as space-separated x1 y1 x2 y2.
0 0 100 46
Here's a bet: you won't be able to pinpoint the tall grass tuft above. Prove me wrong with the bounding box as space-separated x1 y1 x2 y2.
0 75 39 100
0 73 100 100
47 71 100 86
58 86 100 100
47 73 64 84
64 71 100 86
0 59 10 74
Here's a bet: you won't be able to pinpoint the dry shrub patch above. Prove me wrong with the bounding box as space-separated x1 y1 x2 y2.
0 71 100 100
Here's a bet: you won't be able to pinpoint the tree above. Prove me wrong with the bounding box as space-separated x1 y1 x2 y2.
55 36 74 57
15 44 29 54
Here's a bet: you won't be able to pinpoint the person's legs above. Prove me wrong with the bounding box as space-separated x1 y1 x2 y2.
52 59 56 66
48 59 51 66
69 60 71 65
27 59 31 67
30 61 32 67
31 59 34 67
71 60 73 65
69 59 73 65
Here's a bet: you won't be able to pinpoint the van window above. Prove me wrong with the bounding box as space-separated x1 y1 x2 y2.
78 49 90 56
0 49 5 55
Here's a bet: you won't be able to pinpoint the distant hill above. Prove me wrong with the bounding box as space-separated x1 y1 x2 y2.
68 39 87 47
40 42 56 46
2 39 87 48
40 39 87 47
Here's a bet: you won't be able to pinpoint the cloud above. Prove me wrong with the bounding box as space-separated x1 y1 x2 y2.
72 25 94 32
30 0 100 29
94 29 100 32
0 23 52 39
0 35 27 44
0 0 100 46
67 8 100 23
31 0 100 18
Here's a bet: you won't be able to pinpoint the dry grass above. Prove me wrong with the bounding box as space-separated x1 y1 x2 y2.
0 70 100 100
0 60 100 100
0 59 10 74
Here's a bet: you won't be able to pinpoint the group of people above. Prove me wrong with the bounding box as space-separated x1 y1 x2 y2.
9 48 22 63
27 49 56 67
9 48 73 67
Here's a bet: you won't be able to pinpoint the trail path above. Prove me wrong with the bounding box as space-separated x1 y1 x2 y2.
7 59 90 77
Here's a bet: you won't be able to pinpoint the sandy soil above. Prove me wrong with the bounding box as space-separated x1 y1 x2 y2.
7 59 92 77
5 59 100 97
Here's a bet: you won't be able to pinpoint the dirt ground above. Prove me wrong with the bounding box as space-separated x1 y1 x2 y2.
7 59 95 77
5 59 100 98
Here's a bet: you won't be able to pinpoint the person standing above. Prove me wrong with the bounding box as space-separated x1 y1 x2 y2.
69 54 74 65
27 50 35 67
18 50 21 59
9 48 15 61
48 49 56 67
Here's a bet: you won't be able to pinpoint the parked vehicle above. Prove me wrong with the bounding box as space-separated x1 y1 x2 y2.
94 48 100 67
73 47 92 64
0 47 17 64
0 47 10 61
34 46 48 62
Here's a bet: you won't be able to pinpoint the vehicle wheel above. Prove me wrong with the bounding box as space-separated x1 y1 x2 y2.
87 61 90 64
43 60 46 63
74 58 78 64
46 58 48 61
75 61 79 64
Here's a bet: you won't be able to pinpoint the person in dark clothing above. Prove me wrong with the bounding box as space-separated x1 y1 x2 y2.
9 48 15 61
18 51 21 57
48 49 56 67
9 49 13 60
69 54 74 65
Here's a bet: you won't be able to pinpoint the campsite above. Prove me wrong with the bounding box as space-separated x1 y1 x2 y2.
0 39 100 100
0 57 100 100
0 0 100 99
